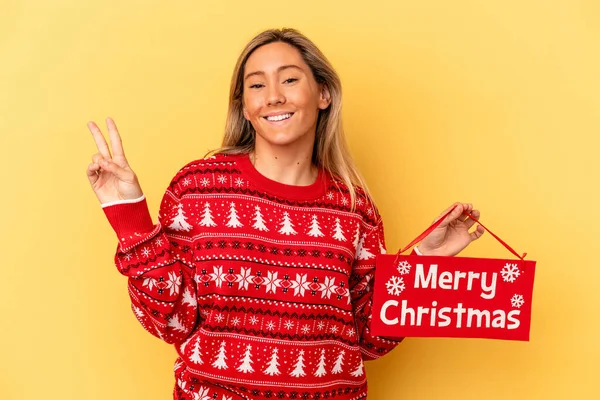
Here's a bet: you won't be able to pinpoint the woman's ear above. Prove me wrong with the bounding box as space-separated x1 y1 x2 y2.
318 84 332 110
243 107 250 120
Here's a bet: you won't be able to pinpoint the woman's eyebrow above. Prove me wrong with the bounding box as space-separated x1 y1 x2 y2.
244 64 303 80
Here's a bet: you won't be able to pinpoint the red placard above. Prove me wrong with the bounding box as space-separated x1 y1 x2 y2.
372 254 536 340
371 206 536 341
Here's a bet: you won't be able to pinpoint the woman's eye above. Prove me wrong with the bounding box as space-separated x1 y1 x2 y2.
249 83 264 89
284 78 298 84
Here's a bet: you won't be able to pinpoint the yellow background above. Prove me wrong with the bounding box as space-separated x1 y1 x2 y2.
1 0 598 399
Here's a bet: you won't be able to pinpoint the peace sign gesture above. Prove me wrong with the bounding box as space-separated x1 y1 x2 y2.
86 117 144 205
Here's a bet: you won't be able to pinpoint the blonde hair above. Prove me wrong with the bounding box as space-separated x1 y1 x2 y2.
208 28 374 210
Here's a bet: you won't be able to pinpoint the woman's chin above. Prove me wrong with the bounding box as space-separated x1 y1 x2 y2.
257 131 304 147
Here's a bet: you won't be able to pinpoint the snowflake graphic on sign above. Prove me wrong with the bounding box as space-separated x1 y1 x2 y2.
501 263 521 283
385 276 405 296
510 294 525 308
396 261 411 275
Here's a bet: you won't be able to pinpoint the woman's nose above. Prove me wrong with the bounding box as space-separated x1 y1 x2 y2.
266 84 285 106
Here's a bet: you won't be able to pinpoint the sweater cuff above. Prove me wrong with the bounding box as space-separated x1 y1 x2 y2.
102 197 155 240
101 194 146 208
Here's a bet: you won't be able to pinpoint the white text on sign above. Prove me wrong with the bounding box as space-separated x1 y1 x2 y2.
415 263 498 299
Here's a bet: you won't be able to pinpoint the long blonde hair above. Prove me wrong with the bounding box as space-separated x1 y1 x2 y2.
209 28 373 210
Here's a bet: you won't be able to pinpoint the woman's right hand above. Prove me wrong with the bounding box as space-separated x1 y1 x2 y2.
86 117 144 205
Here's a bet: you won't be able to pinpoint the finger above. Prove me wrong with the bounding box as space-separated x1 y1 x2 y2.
99 158 129 180
465 209 480 228
470 225 485 241
106 117 126 158
87 121 112 160
460 203 473 220
86 162 100 185
92 153 106 164
437 202 465 228
432 202 460 223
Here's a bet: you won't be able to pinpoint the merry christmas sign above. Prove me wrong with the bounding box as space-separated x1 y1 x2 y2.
371 255 536 340
372 207 536 341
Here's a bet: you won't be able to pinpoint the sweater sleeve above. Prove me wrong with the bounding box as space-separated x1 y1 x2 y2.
102 178 198 345
349 216 404 361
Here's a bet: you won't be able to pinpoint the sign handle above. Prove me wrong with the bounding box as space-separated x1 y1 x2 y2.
395 205 528 262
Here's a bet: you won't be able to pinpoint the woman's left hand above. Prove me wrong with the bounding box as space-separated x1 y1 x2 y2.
418 202 485 256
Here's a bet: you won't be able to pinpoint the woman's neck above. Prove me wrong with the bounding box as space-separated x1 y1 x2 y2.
250 142 318 186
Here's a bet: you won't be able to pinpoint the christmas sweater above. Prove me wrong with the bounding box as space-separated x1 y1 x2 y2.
101 152 403 400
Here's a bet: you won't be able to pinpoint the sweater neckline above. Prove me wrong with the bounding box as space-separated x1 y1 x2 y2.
236 152 328 201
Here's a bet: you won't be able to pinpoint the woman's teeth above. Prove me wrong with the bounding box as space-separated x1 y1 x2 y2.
266 113 292 121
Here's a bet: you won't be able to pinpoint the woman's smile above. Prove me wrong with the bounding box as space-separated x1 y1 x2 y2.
264 112 294 124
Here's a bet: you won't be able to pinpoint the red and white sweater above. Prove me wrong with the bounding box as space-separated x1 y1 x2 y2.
102 152 405 400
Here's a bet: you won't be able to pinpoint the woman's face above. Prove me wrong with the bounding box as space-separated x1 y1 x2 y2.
242 42 330 150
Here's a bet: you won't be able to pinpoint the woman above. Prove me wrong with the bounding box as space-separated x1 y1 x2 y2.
86 28 484 400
